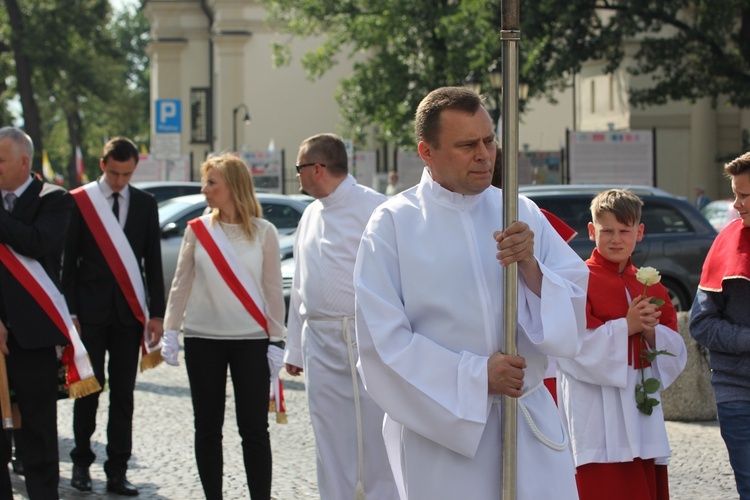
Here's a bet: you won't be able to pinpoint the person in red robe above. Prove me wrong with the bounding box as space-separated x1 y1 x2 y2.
558 188 687 500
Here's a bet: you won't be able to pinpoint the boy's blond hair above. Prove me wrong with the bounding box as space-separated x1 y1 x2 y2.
590 189 644 227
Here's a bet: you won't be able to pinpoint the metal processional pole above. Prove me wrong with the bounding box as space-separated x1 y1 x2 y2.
501 0 521 498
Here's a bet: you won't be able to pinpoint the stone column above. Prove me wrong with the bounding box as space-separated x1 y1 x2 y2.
689 98 719 203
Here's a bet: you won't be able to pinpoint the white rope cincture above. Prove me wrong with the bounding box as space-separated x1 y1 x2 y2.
518 383 569 451
310 316 367 499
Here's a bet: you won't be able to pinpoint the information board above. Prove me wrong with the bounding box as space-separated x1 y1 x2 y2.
568 130 654 185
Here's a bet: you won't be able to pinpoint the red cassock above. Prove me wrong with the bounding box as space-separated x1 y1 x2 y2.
575 248 677 500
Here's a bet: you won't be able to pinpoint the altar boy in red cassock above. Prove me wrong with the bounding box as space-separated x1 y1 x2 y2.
557 189 687 500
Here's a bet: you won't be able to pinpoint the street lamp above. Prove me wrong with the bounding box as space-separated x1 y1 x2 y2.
464 60 530 125
232 103 251 152
463 70 482 95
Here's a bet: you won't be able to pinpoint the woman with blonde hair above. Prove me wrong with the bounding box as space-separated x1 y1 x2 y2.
162 153 285 499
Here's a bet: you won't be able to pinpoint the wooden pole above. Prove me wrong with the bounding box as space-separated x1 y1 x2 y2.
0 353 14 429
501 0 520 498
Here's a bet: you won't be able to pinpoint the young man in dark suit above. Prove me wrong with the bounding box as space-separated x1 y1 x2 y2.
0 126 74 499
62 137 165 496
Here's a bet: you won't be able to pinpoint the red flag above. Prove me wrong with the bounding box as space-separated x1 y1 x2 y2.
75 146 85 184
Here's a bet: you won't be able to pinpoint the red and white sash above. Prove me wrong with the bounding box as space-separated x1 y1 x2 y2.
71 182 161 370
0 243 101 398
188 215 286 423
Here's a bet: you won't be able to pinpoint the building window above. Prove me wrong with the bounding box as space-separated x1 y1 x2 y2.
190 88 212 144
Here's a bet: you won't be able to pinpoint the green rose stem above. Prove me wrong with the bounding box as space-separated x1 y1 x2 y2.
634 283 673 415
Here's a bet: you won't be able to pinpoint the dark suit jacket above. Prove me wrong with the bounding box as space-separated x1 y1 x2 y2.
0 175 73 349
62 183 165 327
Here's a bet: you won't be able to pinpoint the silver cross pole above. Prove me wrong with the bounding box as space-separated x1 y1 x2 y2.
501 0 521 498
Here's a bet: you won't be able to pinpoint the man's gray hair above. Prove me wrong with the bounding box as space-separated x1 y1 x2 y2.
0 127 34 160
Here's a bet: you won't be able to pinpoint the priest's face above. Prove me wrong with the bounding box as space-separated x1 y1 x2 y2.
418 108 496 195
295 148 325 199
588 212 644 272
731 171 750 227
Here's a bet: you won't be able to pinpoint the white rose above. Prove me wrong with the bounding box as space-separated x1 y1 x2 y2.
636 266 661 287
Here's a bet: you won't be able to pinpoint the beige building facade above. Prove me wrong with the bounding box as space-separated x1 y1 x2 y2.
144 1 744 202
144 0 357 193
576 39 747 202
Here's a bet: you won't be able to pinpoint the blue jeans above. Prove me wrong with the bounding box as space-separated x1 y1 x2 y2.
718 401 750 499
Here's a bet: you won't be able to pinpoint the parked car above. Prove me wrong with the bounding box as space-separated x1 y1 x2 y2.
158 193 312 300
520 184 718 311
700 199 739 232
133 181 202 203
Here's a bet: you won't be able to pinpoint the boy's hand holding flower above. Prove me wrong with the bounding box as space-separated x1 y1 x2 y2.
633 266 674 415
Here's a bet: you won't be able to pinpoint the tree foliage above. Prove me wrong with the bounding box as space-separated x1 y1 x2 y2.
262 0 750 148
0 0 150 186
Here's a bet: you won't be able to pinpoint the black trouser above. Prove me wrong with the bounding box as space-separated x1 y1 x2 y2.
185 337 271 500
0 335 59 500
70 321 141 478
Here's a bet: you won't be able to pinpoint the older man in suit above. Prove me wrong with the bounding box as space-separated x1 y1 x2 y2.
0 127 74 498
62 137 165 496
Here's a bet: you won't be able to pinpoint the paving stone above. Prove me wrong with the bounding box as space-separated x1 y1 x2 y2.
8 344 736 499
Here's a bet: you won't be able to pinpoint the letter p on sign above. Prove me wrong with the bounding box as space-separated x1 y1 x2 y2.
155 99 181 134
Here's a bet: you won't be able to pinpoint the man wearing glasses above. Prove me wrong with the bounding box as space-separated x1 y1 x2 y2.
284 133 397 499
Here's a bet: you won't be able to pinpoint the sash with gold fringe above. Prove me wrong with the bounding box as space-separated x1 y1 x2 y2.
0 243 101 398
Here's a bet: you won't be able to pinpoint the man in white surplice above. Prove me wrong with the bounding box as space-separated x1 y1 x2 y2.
284 133 398 499
353 87 589 500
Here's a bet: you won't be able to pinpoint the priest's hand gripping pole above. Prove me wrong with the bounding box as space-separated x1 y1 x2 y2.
501 0 520 498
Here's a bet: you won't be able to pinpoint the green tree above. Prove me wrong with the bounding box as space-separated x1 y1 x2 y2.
1 0 150 186
1 0 45 163
263 0 750 147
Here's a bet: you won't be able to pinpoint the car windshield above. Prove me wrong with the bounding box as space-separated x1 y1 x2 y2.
158 198 198 223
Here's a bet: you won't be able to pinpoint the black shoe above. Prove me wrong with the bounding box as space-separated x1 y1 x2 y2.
106 475 139 496
71 465 92 492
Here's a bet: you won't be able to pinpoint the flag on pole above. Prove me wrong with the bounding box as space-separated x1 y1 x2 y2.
75 146 87 184
42 150 55 182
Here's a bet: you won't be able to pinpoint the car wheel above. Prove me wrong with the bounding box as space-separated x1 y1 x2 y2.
661 277 691 312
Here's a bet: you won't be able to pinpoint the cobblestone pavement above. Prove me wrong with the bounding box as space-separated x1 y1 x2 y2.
9 346 738 499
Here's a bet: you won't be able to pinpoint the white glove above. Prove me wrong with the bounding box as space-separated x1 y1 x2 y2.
161 329 180 366
267 343 285 377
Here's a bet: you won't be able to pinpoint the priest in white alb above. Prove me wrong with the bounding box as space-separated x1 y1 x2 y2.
353 87 589 500
284 133 397 499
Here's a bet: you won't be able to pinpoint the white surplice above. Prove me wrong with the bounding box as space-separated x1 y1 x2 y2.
353 169 589 500
284 175 398 500
557 303 687 467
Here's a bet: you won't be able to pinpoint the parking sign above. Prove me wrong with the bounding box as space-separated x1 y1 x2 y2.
156 99 181 133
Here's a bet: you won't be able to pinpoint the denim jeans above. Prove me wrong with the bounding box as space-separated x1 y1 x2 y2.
718 401 750 500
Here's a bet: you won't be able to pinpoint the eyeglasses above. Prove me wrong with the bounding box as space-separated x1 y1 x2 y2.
295 162 325 173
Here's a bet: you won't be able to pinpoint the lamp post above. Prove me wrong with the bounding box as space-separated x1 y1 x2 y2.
464 60 529 129
232 103 251 152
